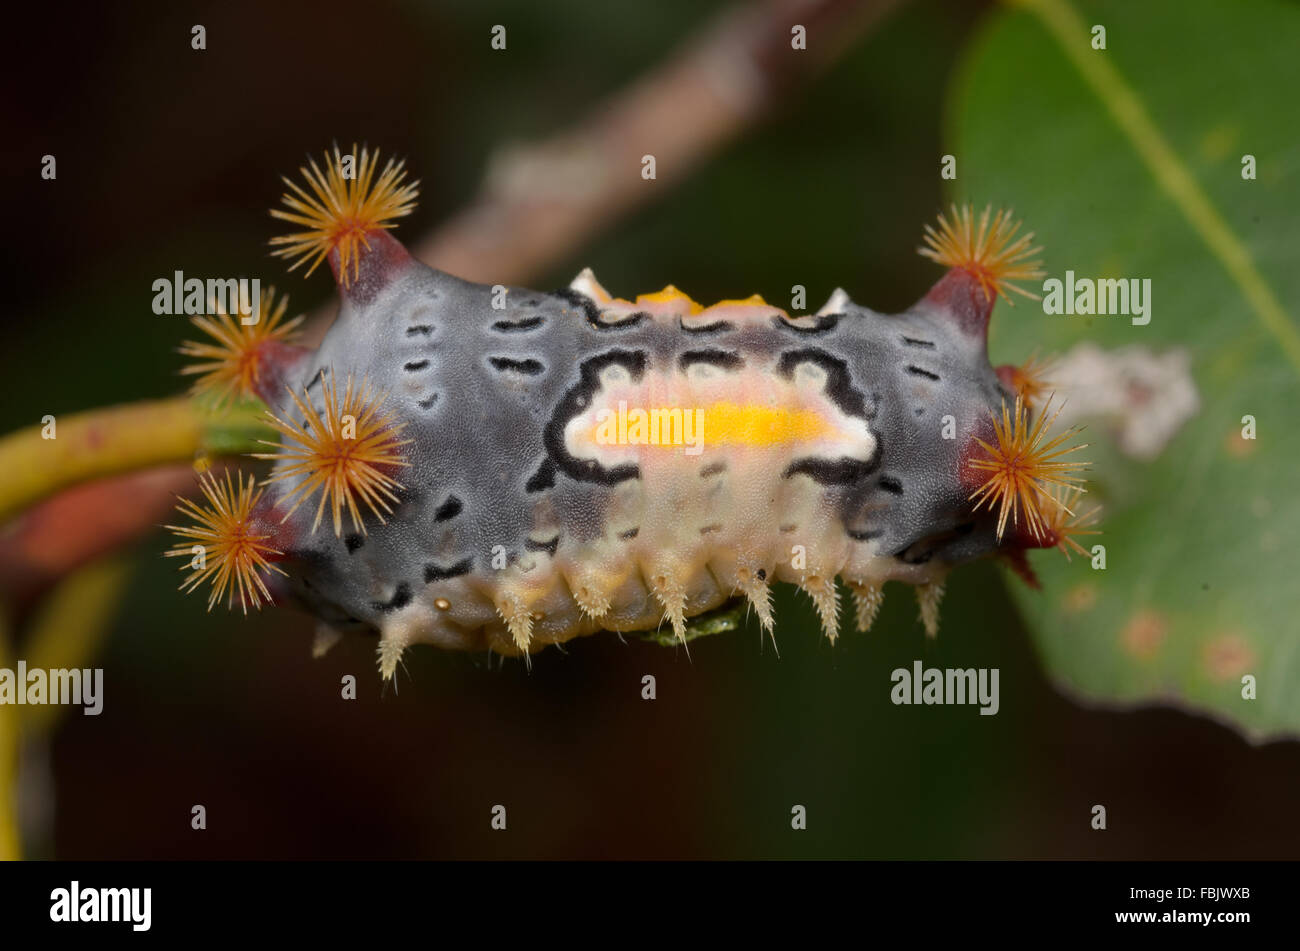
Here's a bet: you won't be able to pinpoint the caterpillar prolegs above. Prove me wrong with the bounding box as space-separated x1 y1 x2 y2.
167 145 1095 679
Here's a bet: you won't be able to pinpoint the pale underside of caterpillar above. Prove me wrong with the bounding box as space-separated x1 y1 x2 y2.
168 146 1095 679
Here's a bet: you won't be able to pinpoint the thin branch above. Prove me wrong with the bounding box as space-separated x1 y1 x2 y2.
411 0 901 287
0 465 196 609
0 612 19 860
0 398 270 526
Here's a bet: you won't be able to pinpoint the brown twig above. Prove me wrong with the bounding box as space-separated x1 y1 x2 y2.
0 466 196 610
410 0 900 287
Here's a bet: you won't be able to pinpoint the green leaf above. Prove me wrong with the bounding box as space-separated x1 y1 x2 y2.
948 0 1300 738
629 597 747 647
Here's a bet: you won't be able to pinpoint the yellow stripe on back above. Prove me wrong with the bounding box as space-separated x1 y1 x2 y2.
701 402 830 447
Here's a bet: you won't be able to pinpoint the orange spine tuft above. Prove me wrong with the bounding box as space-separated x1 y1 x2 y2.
165 469 286 613
997 350 1056 410
269 143 419 287
256 370 412 536
178 286 303 406
1042 483 1102 560
918 203 1046 305
967 394 1089 541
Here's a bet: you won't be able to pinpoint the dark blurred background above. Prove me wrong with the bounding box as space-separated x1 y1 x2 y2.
2 0 1297 858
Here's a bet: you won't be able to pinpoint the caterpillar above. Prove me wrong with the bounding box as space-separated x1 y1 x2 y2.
166 144 1096 679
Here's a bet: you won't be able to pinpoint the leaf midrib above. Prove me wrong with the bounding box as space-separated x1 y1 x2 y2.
1008 0 1300 374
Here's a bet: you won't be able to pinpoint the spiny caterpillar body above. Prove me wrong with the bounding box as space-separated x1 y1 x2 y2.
169 145 1093 678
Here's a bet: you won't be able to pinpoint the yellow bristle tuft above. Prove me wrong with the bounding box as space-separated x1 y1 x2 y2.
178 286 303 406
1006 350 1056 409
257 370 412 537
1043 483 1102 561
269 143 419 287
918 203 1046 305
164 469 286 613
968 394 1089 542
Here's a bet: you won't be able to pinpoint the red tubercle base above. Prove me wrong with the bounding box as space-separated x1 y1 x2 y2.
1008 518 1060 552
328 230 414 307
248 482 296 564
251 340 313 407
1001 546 1041 589
921 268 995 343
955 412 998 495
993 364 1018 393
955 412 1060 559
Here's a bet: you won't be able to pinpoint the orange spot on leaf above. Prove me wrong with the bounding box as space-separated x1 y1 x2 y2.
1202 632 1255 682
1121 609 1168 660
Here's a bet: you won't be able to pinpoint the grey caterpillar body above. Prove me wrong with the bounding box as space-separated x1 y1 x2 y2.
169 146 1093 678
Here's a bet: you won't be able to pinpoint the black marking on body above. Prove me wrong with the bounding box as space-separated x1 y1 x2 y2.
898 545 934 565
618 527 640 540
699 524 722 535
596 311 646 330
489 356 545 375
897 523 977 565
404 359 430 372
776 348 874 420
769 350 884 484
344 533 364 553
406 324 433 337
286 546 331 569
418 394 439 410
784 457 879 486
424 558 474 583
905 365 941 382
549 288 642 330
525 458 557 493
775 313 842 335
878 476 904 495
492 315 545 333
699 461 727 478
679 349 744 372
433 495 463 521
525 535 560 555
543 349 649 485
372 583 412 613
549 288 602 325
901 336 936 349
679 316 734 335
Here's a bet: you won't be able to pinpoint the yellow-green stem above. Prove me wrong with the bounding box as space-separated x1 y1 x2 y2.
0 614 19 860
0 396 273 525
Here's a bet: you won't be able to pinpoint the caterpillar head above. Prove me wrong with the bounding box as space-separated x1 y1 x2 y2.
882 204 1093 581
